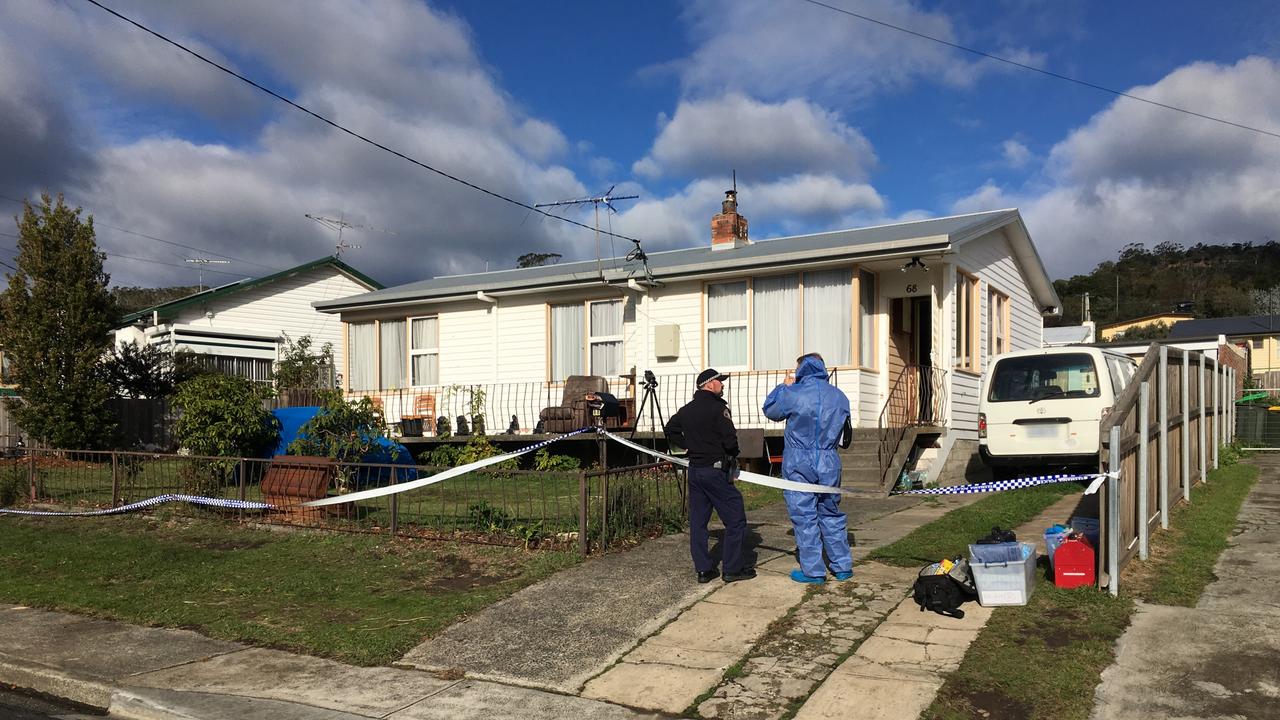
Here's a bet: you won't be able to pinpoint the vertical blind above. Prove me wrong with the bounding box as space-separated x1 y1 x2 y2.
348 321 377 391
803 269 852 367
550 303 584 380
753 274 799 369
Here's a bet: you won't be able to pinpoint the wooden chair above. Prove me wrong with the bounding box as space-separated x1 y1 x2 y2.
406 393 437 435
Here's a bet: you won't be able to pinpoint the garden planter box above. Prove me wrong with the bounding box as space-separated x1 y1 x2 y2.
261 455 335 522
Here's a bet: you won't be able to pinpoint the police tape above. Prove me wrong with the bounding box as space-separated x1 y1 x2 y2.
598 429 852 495
300 426 596 508
890 471 1116 496
0 494 273 517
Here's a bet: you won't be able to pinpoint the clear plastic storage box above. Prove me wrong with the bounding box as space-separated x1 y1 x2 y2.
968 542 1037 606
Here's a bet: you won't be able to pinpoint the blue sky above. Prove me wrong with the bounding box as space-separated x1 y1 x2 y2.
1 0 1279 288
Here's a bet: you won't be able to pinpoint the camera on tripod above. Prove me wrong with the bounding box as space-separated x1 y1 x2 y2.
641 369 659 390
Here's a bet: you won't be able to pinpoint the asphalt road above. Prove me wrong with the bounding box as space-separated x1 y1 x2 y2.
0 685 105 719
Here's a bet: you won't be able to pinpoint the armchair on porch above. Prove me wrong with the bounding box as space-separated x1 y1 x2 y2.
539 375 630 433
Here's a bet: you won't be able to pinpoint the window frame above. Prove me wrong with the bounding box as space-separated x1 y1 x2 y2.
954 270 980 375
587 299 625 377
988 287 1011 359
408 315 440 387
856 269 877 371
704 279 751 371
545 297 628 382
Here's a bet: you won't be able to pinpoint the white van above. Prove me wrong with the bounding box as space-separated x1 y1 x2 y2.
979 346 1138 474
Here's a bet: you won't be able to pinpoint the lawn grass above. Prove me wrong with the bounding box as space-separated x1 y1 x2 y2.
0 514 578 666
923 459 1260 720
867 482 1081 567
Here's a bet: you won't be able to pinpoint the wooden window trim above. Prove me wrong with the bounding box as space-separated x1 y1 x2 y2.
954 270 980 374
988 288 1010 359
546 296 628 382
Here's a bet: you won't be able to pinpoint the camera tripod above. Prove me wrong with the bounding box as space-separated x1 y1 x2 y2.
630 370 666 440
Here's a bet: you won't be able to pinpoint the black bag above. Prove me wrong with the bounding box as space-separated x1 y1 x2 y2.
912 559 977 619
976 526 1017 544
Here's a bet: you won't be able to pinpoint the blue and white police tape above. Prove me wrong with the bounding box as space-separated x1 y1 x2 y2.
890 471 1116 496
0 493 273 517
301 426 596 508
599 429 852 495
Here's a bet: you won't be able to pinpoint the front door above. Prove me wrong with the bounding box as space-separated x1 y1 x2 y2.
888 297 935 424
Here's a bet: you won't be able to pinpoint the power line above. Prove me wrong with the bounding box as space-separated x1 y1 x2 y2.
0 193 282 272
0 230 245 278
798 0 1280 141
81 0 651 246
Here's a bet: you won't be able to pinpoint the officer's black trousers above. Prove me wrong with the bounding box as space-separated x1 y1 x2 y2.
688 466 747 574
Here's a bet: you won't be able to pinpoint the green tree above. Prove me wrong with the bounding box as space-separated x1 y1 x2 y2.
275 335 334 389
104 343 209 399
516 252 562 268
0 195 118 448
287 391 391 461
172 374 279 457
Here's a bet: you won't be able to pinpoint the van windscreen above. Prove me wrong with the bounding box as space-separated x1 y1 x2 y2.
988 353 1101 402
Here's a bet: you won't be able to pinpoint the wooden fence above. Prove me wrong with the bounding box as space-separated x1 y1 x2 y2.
1098 344 1235 595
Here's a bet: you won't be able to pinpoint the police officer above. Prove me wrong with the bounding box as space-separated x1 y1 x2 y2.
665 368 756 584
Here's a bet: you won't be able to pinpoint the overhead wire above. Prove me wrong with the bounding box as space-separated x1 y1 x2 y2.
79 0 655 245
0 229 245 278
798 0 1280 141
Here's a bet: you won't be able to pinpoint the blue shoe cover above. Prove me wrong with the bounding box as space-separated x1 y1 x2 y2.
832 571 853 581
790 569 826 584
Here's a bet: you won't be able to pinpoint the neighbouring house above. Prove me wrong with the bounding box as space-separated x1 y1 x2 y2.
1043 322 1096 347
1098 312 1195 341
1169 314 1280 385
114 256 382 384
314 193 1061 486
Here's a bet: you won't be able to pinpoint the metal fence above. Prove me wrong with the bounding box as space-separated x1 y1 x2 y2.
1235 388 1280 450
1099 345 1234 595
2 448 688 556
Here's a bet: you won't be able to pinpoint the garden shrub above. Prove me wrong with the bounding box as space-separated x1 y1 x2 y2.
173 374 279 458
533 448 580 472
287 391 393 462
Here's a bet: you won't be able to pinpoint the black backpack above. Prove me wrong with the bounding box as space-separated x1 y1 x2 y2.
976 526 1017 544
912 559 977 619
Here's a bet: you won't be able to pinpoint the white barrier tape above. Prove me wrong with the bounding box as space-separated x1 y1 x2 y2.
599 429 851 495
301 427 595 508
891 471 1118 496
0 494 272 517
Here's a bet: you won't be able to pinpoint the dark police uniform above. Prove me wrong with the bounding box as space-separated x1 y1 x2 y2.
665 382 749 578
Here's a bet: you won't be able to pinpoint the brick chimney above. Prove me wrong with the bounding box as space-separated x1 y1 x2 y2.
711 189 749 251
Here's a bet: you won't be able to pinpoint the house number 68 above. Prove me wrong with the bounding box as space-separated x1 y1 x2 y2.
905 283 918 294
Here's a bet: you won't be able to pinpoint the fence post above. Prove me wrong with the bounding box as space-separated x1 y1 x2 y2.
111 452 121 508
27 450 35 503
389 493 399 536
1107 424 1121 597
1158 346 1170 529
1138 381 1150 561
1212 358 1219 470
577 471 588 557
1199 353 1207 485
1181 352 1190 503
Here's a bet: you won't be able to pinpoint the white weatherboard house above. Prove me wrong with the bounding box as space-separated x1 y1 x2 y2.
315 194 1060 483
115 256 382 382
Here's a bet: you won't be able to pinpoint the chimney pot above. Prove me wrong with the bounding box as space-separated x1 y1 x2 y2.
711 189 749 251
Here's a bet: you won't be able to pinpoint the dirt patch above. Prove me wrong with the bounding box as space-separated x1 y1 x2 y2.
954 689 1033 720
410 555 517 594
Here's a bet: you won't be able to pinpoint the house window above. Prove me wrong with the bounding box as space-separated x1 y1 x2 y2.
707 281 749 367
193 355 275 383
348 321 377 391
1252 338 1264 350
379 319 406 390
955 272 979 373
589 300 624 376
803 269 853 367
858 270 876 368
988 288 1010 358
753 274 800 369
549 303 585 381
410 316 439 386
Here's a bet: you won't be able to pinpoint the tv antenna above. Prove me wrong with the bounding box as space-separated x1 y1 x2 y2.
534 186 638 280
184 257 232 291
305 213 395 256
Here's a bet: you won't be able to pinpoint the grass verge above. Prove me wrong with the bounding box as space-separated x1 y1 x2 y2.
867 482 1081 567
924 460 1259 720
0 514 578 666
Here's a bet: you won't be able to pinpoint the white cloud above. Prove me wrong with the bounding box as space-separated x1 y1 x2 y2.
1001 139 1032 168
952 57 1280 277
633 94 876 181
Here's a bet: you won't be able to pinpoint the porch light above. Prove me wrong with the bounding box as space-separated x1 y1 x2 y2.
901 257 928 272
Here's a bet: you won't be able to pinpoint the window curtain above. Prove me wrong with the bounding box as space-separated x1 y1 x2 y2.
348 321 376 391
550 304 584 380
379 320 406 390
859 270 876 366
589 301 623 376
411 317 438 386
708 327 747 367
707 282 748 367
803 269 852 366
708 282 747 323
753 274 799 369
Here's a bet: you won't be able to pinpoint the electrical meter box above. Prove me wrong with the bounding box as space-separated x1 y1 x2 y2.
654 324 680 359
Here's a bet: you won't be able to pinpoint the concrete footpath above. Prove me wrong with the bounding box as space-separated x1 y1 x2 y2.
1091 456 1280 720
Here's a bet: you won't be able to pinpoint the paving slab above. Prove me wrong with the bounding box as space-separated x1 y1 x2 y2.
582 662 724 715
111 687 371 720
390 679 665 720
793 670 942 720
1091 457 1280 720
128 647 457 717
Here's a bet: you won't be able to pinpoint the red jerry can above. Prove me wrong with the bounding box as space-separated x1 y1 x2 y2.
1053 535 1096 589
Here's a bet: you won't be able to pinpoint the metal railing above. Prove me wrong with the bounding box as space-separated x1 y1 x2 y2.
877 365 948 486
1099 345 1234 595
2 447 688 557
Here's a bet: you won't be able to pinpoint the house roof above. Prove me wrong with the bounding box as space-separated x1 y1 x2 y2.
1099 312 1196 331
1168 315 1280 339
1044 325 1094 345
315 208 1062 314
117 256 382 327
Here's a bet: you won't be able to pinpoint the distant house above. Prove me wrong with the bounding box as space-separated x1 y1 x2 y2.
1043 322 1096 347
1169 314 1280 383
1098 312 1195 341
314 194 1061 484
114 256 381 383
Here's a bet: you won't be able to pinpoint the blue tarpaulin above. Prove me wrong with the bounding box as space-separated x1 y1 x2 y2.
270 407 418 487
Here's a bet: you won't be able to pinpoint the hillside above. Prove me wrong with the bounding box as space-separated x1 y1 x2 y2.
111 285 202 315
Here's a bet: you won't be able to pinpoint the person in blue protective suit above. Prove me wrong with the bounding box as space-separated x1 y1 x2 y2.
763 353 855 584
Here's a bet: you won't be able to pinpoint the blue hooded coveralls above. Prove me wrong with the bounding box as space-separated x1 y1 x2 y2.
762 356 853 578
